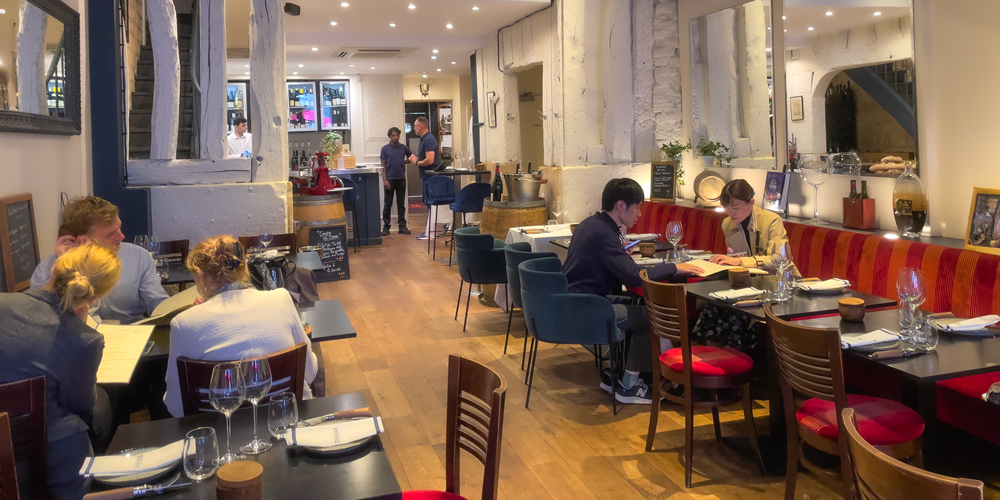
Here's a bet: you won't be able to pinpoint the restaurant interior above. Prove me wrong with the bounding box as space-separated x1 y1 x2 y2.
1 0 1000 499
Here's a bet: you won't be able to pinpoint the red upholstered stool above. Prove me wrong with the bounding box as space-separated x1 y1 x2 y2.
936 372 1000 446
797 394 925 446
660 345 753 377
403 492 466 500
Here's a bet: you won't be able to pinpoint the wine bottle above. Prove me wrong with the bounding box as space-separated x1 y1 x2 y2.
849 180 859 199
515 162 521 174
860 180 870 199
527 161 532 174
291 150 299 170
492 163 504 202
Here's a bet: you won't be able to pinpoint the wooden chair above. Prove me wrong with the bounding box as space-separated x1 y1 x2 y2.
0 378 45 499
0 412 20 500
402 355 507 500
176 343 307 416
842 408 983 500
640 270 764 487
239 233 297 255
157 239 190 265
764 305 925 500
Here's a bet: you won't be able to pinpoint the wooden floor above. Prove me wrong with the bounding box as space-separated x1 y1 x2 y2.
315 215 842 500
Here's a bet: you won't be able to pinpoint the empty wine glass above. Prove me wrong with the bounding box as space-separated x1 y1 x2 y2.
239 356 273 454
154 256 169 282
798 154 831 225
147 236 160 256
830 152 862 176
770 242 794 299
896 268 926 350
550 200 563 224
259 229 273 249
183 427 219 482
209 362 246 464
133 234 149 251
665 221 683 262
267 392 298 439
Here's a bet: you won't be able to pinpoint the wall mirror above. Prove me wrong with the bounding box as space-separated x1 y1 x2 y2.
783 0 915 177
688 0 777 170
0 0 81 135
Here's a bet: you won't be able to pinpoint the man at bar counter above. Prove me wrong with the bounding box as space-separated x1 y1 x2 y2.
226 116 252 158
381 126 413 236
409 116 447 240
31 196 168 323
563 178 702 404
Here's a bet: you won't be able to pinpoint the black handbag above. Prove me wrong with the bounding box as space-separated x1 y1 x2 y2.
248 255 296 291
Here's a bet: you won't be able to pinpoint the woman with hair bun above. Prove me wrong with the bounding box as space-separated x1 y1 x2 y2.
163 235 317 417
0 244 121 500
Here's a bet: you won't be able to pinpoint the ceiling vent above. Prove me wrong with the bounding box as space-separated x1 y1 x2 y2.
333 47 417 59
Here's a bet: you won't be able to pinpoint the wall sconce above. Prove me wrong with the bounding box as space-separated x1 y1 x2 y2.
419 82 431 97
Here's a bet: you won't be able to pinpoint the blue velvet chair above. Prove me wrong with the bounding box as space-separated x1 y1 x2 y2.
454 227 507 332
518 257 623 414
339 177 361 253
503 242 558 368
446 182 491 266
422 175 456 260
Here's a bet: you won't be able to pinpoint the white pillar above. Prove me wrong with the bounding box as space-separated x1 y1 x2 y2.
146 0 181 160
602 0 633 164
705 9 736 148
632 0 655 162
200 0 227 159
16 0 46 114
249 0 289 182
738 1 771 157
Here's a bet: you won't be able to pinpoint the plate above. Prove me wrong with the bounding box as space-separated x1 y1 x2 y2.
848 339 900 353
928 318 1000 337
92 447 180 486
298 417 375 457
796 285 848 295
708 290 762 302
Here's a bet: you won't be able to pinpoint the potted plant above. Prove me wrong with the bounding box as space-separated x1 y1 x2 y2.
320 131 343 157
660 140 691 190
696 138 733 167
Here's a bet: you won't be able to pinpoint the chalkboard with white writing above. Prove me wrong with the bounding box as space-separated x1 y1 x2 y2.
308 224 350 282
1 194 40 292
650 161 677 203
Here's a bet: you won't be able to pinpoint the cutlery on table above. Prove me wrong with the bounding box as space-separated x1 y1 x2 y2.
734 298 769 308
83 481 190 499
301 407 372 426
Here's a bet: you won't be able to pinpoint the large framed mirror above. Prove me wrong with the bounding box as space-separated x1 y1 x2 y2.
0 0 81 135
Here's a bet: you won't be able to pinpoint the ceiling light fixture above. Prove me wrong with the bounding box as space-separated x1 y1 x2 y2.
389 23 396 27
472 6 479 11
292 72 298 75
807 26 814 31
436 68 442 72
0 8 6 14
329 21 338 26
349 64 354 67
244 64 250 67
446 23 453 29
370 66 376 70
873 11 882 16
298 64 304 68
422 73 428 78
781 15 786 20
244 72 250 75
825 11 833 16
451 61 456 64
311 47 319 51
431 56 437 60
784 29 787 32
341 2 349 6
765 48 772 52
432 49 439 54
340 72 345 75
408 3 416 9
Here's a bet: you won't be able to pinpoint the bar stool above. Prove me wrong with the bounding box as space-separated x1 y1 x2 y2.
422 176 456 260
446 182 491 266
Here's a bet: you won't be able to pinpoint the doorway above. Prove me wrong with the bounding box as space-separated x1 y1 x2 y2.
404 100 453 205
517 65 543 169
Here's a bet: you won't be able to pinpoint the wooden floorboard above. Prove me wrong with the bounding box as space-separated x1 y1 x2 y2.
314 215 841 500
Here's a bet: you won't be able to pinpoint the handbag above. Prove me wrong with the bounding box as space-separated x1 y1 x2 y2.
248 255 297 291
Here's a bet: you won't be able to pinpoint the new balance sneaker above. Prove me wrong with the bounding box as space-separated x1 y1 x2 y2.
615 379 653 404
399 225 412 235
416 233 429 240
381 226 391 237
599 368 614 393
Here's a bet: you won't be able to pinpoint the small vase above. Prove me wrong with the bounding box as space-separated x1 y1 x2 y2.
892 162 926 238
700 155 716 167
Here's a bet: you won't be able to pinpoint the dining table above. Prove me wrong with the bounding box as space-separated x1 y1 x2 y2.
164 251 325 286
91 392 402 500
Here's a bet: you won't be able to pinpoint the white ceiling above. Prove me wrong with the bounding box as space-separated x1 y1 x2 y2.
225 0 551 79
783 3 910 49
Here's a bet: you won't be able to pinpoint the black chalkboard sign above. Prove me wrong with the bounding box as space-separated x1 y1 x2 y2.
650 162 677 203
1 194 40 292
308 224 350 282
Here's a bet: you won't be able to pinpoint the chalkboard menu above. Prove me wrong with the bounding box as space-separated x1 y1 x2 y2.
1 194 40 292
650 162 677 203
308 224 350 282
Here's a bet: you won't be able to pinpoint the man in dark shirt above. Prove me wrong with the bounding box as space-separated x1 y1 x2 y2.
564 178 701 404
380 127 413 235
409 116 446 240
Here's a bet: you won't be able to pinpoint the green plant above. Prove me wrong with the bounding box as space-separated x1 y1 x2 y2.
320 131 343 156
695 138 733 167
659 140 691 160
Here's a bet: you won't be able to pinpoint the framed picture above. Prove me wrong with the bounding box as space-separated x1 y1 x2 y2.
486 91 498 128
761 171 790 214
789 96 804 121
965 187 1000 256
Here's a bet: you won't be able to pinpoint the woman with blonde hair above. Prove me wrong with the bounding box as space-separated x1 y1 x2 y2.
0 244 121 500
163 235 317 417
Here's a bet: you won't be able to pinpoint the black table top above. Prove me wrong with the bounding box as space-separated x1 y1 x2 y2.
685 275 897 321
96 392 402 500
164 252 324 285
796 309 1000 383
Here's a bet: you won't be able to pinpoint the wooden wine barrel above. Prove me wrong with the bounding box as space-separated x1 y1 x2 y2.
478 200 548 306
293 194 348 247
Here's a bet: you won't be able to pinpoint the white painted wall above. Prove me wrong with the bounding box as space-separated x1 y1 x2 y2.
403 75 466 159
356 74 404 164
150 182 290 244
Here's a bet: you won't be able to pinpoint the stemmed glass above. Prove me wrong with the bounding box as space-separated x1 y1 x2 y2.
770 242 795 300
258 229 273 249
147 236 161 256
239 356 273 454
896 268 926 351
830 152 862 176
133 234 149 251
665 221 683 262
209 362 246 464
550 200 564 225
798 154 831 225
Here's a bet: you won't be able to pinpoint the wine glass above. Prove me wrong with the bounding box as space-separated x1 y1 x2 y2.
147 236 161 256
896 268 926 350
770 242 794 299
183 427 220 481
830 152 861 176
798 154 831 225
154 256 169 282
664 221 684 262
209 362 246 464
259 229 273 249
239 356 273 454
133 234 149 251
267 392 299 439
550 200 563 224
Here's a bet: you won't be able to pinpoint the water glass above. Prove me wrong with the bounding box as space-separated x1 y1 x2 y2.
911 321 939 352
267 392 298 439
183 427 219 482
154 256 169 282
898 302 923 352
547 219 558 226
765 276 787 303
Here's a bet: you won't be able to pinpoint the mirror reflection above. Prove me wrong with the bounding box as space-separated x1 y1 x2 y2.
0 0 69 117
784 1 915 176
689 0 776 170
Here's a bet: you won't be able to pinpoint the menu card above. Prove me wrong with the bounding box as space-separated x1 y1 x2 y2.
95 324 155 384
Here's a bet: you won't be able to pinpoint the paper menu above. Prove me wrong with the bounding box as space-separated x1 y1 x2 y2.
686 259 769 277
132 286 200 326
95 324 155 384
79 440 183 476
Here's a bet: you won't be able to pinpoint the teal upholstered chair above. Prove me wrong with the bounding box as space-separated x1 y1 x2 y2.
503 242 558 368
518 257 623 414
454 227 507 332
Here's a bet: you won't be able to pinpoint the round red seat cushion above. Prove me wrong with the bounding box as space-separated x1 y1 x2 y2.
796 394 925 446
402 491 468 500
659 345 753 376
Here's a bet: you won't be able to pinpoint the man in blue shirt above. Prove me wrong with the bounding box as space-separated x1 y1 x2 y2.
409 116 446 240
380 127 413 236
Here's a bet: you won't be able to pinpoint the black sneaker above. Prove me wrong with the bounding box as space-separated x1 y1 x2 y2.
599 368 613 393
615 379 653 404
399 225 411 235
381 226 390 237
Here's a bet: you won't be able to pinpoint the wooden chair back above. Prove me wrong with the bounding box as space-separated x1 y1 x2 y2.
0 378 44 498
176 343 307 416
763 304 848 407
240 233 297 255
0 413 19 500
158 239 190 265
639 270 691 382
445 355 507 500
843 408 983 500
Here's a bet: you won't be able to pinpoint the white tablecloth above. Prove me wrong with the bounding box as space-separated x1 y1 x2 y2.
495 224 573 311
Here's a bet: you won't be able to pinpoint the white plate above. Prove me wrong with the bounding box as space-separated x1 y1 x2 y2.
708 290 763 302
298 417 375 457
796 284 848 295
92 447 180 486
929 318 1000 337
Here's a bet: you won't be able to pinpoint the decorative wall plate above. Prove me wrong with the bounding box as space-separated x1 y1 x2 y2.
693 171 727 207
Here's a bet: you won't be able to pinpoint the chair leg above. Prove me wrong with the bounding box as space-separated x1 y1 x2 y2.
710 389 722 441
684 390 695 488
520 326 529 371
523 334 534 384
784 422 800 500
432 206 439 261
525 338 539 408
462 279 472 332
645 377 662 452
741 384 766 476
352 205 361 253
455 280 464 321
426 205 432 254
609 341 619 416
448 231 454 267
504 306 514 354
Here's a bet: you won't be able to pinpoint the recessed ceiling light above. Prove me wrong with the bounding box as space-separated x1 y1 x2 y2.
340 72 345 75
244 72 250 75
329 21 338 26
298 64 304 68
432 49 439 54
765 48 772 52
0 9 6 14
408 3 416 9
767 27 771 30
436 68 442 72
370 66 376 70
349 64 354 67
244 64 250 68
292 72 298 75
451 61 456 64
311 47 319 51
472 6 479 10
340 2 349 6
389 23 396 27
807 26 814 31
446 23 453 29
431 56 437 60
825 11 833 16
783 29 787 32
422 74 428 78
781 15 786 20
873 11 882 16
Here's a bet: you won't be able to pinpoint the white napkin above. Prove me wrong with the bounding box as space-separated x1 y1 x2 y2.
934 314 1000 332
709 287 762 301
797 278 850 291
633 257 665 266
285 416 385 448
624 233 659 241
841 329 899 349
79 440 183 477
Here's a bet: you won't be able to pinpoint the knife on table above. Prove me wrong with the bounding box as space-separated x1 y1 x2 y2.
301 407 372 426
83 482 192 499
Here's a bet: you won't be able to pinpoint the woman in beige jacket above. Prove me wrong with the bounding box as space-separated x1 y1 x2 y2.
710 179 797 274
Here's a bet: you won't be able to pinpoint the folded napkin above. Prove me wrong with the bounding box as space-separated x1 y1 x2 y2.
285 416 385 448
933 314 1000 332
79 440 183 477
841 329 899 349
633 257 665 266
624 233 659 241
797 278 850 291
709 287 762 301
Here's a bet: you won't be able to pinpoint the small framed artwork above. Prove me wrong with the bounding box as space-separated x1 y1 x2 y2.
789 96 804 121
486 91 498 128
965 187 1000 256
761 171 790 214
